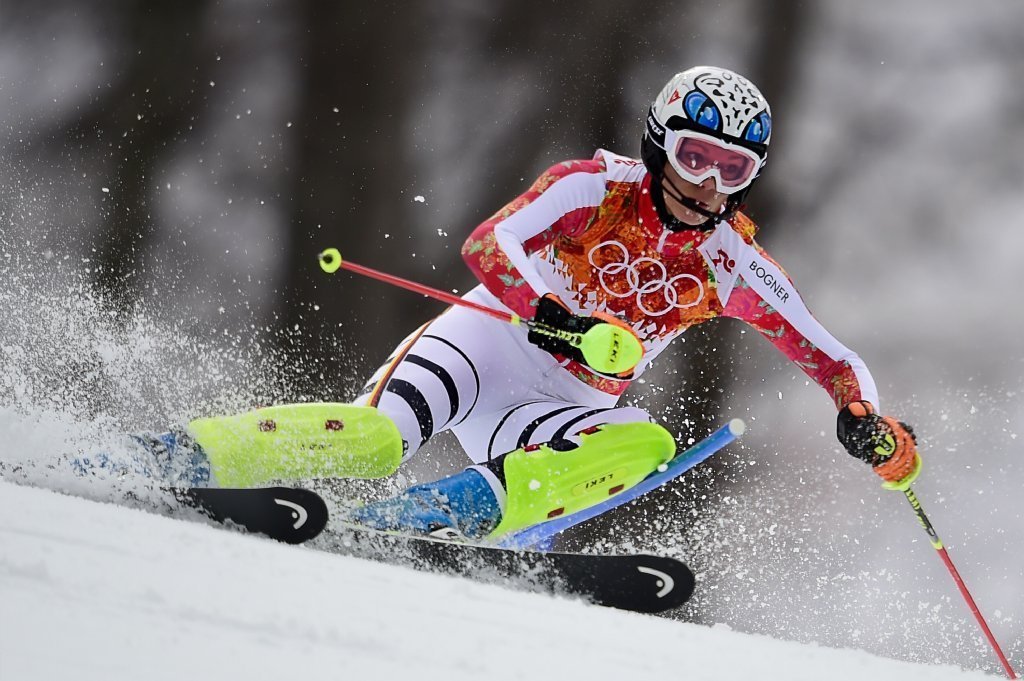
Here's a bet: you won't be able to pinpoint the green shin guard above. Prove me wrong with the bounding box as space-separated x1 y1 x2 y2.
490 422 676 538
189 403 403 488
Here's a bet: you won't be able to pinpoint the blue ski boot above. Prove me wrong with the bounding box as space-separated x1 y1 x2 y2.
70 429 212 487
348 467 502 540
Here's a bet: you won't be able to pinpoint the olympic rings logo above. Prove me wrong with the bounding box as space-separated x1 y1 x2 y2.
587 241 704 317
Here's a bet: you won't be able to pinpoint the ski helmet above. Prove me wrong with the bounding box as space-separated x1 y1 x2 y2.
641 66 772 229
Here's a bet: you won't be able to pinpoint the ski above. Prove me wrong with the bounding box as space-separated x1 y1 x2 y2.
174 486 329 545
327 523 695 614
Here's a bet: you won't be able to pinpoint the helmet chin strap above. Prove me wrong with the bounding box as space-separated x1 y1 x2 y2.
658 174 730 228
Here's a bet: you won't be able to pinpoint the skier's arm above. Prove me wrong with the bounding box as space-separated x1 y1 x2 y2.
723 244 919 484
461 160 605 319
721 244 878 410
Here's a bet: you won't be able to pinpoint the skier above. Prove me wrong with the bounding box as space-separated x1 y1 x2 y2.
336 65 921 538
89 66 921 541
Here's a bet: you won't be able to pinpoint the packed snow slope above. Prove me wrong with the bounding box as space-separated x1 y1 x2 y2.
0 480 992 681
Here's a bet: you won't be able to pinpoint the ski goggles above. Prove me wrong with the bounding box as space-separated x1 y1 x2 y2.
663 128 762 195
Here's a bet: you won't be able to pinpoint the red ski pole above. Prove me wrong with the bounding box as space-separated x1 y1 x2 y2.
317 248 516 325
898 486 1017 678
315 248 644 376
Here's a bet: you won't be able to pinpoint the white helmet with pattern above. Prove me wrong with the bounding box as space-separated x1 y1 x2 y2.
641 66 772 228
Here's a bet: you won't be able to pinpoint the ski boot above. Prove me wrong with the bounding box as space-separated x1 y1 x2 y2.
349 421 676 541
348 467 503 540
189 403 403 487
70 429 212 487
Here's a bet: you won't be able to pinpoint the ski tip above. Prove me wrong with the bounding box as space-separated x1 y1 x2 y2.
727 418 746 437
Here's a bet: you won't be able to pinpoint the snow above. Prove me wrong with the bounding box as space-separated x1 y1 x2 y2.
0 480 994 681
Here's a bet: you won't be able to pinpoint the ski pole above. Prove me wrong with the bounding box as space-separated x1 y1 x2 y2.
896 485 1017 678
316 247 644 375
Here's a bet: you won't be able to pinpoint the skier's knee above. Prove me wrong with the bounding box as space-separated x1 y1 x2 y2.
589 406 654 428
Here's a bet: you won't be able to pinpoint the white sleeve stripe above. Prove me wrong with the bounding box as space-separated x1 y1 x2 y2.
843 355 880 410
493 172 606 298
740 249 880 408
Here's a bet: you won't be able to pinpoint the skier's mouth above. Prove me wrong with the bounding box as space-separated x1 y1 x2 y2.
681 195 718 214
677 183 720 212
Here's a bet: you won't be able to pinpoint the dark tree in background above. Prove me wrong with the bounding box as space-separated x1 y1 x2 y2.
86 1 215 310
278 1 429 399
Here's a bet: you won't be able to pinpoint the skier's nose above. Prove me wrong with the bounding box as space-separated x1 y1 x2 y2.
698 177 721 196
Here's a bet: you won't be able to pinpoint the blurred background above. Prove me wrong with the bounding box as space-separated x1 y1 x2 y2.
1 0 1022 674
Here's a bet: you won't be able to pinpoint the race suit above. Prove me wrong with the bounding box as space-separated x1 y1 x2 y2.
355 149 878 492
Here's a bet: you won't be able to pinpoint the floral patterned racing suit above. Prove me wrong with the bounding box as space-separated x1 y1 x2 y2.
356 149 878 494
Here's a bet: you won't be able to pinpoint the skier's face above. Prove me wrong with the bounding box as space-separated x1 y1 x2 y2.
661 162 727 226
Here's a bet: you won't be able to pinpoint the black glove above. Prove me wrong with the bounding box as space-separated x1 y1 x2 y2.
527 294 600 365
837 400 919 484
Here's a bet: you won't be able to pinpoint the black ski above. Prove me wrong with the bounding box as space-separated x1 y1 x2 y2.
175 487 329 545
329 524 695 613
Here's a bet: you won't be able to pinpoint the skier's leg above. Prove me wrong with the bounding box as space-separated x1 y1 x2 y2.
351 297 548 462
350 319 466 461
348 402 676 539
186 403 404 487
470 407 676 537
346 462 504 539
70 403 403 489
347 308 682 539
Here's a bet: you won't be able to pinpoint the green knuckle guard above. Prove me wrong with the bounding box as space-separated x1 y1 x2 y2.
189 403 403 488
579 324 644 375
491 422 676 538
528 295 644 375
